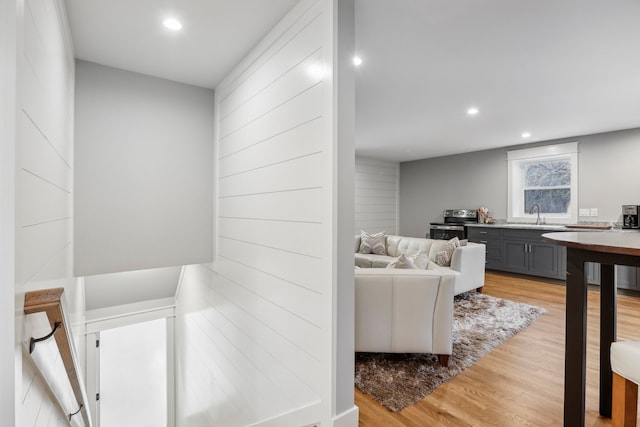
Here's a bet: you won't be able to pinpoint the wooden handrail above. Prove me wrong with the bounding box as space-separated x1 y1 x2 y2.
25 288 91 426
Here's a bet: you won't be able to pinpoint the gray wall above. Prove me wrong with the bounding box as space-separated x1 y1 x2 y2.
399 127 640 237
74 61 214 276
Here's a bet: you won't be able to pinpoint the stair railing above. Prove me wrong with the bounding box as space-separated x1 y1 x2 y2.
24 288 92 426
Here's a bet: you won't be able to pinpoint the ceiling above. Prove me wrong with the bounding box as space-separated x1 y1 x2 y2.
65 0 640 163
354 0 640 161
64 0 300 89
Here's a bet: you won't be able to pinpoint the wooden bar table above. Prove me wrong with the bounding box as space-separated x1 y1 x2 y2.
542 231 640 427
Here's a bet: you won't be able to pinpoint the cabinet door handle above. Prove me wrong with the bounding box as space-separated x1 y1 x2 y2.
480 240 488 243
480 231 488 234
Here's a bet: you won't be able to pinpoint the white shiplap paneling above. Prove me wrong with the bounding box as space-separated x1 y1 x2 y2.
16 0 83 425
354 156 399 235
175 0 346 425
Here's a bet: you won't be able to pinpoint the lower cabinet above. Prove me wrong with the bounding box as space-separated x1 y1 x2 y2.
468 226 566 280
469 225 640 287
501 230 565 280
586 263 640 290
467 227 503 269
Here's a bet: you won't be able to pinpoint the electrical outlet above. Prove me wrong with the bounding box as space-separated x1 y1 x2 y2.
590 208 598 217
579 208 590 217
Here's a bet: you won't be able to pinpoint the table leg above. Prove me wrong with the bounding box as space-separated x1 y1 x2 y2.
564 249 588 427
599 264 616 417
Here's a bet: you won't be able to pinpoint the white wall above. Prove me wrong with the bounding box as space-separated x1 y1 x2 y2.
175 0 356 425
74 61 214 276
0 0 18 423
399 128 640 237
14 0 86 425
354 156 399 235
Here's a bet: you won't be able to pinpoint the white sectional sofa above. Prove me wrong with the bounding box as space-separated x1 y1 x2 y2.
354 268 456 366
354 234 486 295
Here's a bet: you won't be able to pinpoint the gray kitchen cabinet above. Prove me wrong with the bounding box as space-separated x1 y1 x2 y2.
587 262 600 285
467 227 503 269
467 226 566 280
468 225 640 286
501 229 565 279
587 263 639 290
615 265 638 290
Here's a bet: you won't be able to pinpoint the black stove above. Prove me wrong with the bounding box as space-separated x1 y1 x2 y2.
429 209 478 240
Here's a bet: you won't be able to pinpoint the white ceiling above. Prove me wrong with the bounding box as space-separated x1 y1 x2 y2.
64 0 640 163
354 0 640 161
64 0 300 89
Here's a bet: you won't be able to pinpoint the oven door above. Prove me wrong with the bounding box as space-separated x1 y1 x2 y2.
429 225 465 240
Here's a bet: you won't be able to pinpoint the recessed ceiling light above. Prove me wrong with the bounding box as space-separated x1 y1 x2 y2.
467 107 479 116
353 56 363 66
163 18 183 31
522 132 532 139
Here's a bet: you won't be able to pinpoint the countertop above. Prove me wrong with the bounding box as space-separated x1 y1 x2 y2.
542 231 640 257
466 223 569 231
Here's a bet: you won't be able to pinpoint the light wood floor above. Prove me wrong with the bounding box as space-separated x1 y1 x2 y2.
355 271 640 426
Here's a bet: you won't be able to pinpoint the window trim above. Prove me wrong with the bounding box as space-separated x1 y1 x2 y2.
507 142 579 224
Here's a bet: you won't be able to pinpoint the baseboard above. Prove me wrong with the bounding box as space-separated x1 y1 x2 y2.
247 402 321 427
246 403 358 427
333 405 359 427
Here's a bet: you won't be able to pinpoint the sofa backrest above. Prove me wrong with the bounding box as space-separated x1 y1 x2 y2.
386 235 433 257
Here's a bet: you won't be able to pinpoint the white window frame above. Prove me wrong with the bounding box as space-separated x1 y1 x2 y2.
507 142 579 224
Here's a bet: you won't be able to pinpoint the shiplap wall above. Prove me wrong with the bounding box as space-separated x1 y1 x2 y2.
15 0 85 425
175 0 356 425
354 156 399 235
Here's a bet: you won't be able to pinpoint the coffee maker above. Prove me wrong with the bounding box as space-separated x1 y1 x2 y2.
622 205 640 229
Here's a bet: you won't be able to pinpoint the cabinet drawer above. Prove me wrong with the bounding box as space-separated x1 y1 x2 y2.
502 228 545 241
467 227 502 239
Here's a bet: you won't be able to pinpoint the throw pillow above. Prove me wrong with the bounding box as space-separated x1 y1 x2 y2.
388 253 418 269
434 250 450 267
434 237 460 266
359 231 387 255
411 252 430 269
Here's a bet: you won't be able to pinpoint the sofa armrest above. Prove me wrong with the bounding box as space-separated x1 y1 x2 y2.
354 269 455 355
449 242 486 294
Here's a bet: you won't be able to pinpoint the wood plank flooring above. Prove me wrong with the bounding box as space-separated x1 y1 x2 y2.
355 271 640 426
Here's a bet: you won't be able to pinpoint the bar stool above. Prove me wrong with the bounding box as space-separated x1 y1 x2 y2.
611 340 640 427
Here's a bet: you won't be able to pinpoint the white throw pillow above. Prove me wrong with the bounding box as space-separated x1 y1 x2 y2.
411 252 430 269
386 253 418 269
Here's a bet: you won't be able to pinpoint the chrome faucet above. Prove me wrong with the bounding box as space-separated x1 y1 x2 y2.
529 203 541 225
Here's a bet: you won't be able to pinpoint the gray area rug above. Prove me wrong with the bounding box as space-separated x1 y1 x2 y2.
354 292 546 412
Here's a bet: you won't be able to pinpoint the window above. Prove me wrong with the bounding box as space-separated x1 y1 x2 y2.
507 142 578 224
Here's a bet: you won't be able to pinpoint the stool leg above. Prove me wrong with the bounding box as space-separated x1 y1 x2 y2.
612 372 638 427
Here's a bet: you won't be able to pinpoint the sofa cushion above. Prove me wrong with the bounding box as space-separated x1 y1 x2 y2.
355 253 395 268
359 231 387 255
386 235 433 257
